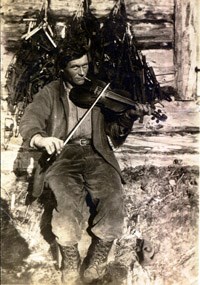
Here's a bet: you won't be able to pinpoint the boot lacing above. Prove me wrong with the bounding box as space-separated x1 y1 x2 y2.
86 240 113 271
60 244 81 271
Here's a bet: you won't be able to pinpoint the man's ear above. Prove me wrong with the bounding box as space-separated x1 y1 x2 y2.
59 69 64 76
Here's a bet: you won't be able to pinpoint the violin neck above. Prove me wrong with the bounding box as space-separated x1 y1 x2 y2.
94 84 136 107
105 89 136 107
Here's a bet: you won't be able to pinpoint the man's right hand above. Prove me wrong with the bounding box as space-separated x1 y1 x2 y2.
31 134 64 155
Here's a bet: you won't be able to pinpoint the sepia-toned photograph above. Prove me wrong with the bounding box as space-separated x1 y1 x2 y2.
1 0 199 284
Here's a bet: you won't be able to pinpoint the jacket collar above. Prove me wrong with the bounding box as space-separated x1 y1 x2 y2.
60 77 76 101
59 77 64 97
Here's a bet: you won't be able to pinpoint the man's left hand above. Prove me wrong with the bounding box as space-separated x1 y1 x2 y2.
127 103 152 118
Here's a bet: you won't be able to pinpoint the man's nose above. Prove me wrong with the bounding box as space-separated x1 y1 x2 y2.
78 66 85 76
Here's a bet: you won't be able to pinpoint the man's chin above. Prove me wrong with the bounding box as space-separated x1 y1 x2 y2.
75 79 85 85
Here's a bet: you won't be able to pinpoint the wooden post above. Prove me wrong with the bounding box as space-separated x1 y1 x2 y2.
174 0 199 100
196 0 200 97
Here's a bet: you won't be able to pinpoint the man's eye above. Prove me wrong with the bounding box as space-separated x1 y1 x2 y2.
71 65 88 71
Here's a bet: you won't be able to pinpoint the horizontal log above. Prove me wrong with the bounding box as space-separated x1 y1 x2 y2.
2 21 173 52
142 49 175 87
3 38 173 53
116 152 199 169
133 22 173 41
1 0 42 20
123 133 199 154
2 0 174 21
155 73 175 87
125 3 173 23
137 42 173 50
125 0 174 5
142 49 174 69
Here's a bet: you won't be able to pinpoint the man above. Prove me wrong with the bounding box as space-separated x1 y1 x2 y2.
19 43 149 284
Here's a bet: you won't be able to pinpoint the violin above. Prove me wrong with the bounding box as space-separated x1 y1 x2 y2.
69 78 167 122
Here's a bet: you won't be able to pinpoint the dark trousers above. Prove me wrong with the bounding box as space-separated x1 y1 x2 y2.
43 144 124 246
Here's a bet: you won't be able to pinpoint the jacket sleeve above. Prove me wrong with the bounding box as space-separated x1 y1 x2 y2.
19 86 53 145
104 109 138 147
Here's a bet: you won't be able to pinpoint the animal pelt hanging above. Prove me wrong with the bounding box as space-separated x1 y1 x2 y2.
86 0 144 102
89 0 170 104
57 0 101 73
5 6 59 125
5 0 100 125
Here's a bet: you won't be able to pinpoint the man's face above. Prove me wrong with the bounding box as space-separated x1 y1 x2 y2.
63 54 89 86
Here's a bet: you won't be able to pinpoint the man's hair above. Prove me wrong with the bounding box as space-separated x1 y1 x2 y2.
58 39 90 69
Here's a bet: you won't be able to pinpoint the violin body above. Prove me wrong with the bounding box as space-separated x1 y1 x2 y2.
70 78 139 113
69 78 167 122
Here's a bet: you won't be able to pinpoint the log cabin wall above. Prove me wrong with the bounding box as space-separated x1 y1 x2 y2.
1 0 175 93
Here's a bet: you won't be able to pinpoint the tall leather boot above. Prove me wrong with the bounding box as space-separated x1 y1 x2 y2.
83 238 113 284
59 243 81 285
